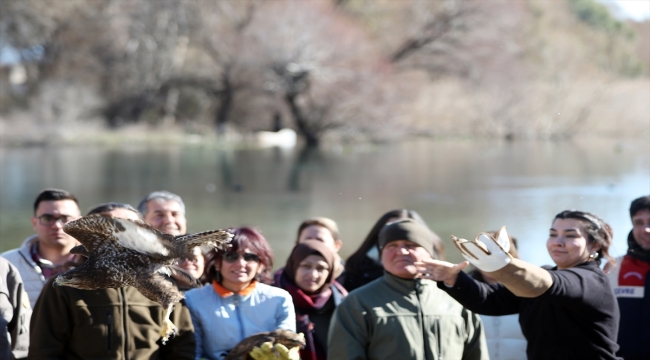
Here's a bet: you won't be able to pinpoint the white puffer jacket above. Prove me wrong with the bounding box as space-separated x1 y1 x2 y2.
1 236 45 308
480 313 527 360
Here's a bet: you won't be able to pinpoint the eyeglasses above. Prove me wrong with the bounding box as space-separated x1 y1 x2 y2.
36 214 75 226
223 252 260 263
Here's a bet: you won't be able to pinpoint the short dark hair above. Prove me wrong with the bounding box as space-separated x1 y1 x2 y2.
33 188 79 214
137 191 185 217
630 196 650 218
87 202 142 219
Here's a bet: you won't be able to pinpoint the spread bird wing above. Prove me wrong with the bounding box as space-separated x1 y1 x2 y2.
64 215 176 256
173 229 233 254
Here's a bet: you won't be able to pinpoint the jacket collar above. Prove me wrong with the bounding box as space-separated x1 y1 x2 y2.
382 272 430 293
212 280 257 298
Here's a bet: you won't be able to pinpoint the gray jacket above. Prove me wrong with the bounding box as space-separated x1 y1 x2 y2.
1 236 45 308
328 273 488 360
1 257 32 359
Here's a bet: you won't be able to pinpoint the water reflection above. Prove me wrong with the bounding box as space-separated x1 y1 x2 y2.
1 139 648 268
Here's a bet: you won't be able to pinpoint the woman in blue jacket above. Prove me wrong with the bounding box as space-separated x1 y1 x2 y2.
185 227 295 360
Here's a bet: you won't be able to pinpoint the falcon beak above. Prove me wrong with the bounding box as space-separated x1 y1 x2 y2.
54 275 71 287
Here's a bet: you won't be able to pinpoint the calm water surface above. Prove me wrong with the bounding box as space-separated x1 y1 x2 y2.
1 138 648 267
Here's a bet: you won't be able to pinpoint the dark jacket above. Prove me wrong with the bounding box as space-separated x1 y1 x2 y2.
28 277 195 360
607 245 650 360
442 261 621 360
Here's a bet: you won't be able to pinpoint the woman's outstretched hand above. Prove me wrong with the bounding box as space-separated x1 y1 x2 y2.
415 259 469 287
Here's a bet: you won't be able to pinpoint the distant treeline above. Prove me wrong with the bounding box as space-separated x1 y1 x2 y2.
0 0 648 145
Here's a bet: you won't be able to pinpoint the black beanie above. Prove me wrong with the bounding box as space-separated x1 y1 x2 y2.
378 218 435 257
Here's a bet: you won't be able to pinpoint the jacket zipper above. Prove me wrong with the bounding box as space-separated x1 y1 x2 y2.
107 310 113 351
121 287 128 360
415 279 436 360
234 295 245 340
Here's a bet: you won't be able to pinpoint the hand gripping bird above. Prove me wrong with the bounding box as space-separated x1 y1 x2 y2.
54 214 233 343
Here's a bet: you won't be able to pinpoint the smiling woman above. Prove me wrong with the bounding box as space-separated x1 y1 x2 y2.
184 227 296 360
274 240 348 360
418 210 621 360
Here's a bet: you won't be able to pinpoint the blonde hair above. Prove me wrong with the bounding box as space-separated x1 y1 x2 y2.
296 217 340 244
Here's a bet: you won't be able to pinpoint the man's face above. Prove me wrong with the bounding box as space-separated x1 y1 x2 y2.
632 209 650 250
143 199 187 235
31 200 81 250
381 239 432 279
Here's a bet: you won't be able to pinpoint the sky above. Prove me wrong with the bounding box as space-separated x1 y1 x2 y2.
610 0 650 21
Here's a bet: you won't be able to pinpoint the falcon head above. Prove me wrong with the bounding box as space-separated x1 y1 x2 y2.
54 274 83 288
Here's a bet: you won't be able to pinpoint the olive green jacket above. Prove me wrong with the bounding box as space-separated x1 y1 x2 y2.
327 273 489 360
28 277 195 360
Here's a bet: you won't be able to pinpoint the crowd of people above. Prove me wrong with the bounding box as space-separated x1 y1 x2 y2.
0 188 648 360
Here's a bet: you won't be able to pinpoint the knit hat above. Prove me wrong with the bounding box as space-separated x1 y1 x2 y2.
378 218 436 257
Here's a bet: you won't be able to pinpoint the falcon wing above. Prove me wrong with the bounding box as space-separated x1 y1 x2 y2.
173 229 233 254
109 218 176 257
63 215 120 253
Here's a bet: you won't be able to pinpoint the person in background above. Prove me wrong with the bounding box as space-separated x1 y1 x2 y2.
138 191 199 288
28 202 195 360
138 190 187 236
328 218 488 360
468 231 526 360
1 257 31 360
177 246 207 289
343 209 445 292
418 210 621 360
608 195 650 360
185 227 295 360
295 218 345 280
1 189 82 308
275 240 347 360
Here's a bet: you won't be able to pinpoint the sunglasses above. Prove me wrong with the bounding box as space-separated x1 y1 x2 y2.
223 252 261 263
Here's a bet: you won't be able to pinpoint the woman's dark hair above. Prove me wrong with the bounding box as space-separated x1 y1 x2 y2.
204 227 275 284
87 202 142 219
345 209 445 275
554 210 615 270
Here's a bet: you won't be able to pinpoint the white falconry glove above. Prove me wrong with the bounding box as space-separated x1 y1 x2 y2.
451 226 512 272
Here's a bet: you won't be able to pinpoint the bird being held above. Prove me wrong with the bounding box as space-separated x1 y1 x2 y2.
55 214 233 343
224 329 306 360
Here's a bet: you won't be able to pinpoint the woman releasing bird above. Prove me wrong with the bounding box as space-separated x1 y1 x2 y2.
416 210 622 360
55 213 233 343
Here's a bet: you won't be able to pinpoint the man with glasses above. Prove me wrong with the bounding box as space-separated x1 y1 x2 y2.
29 202 195 359
1 189 81 307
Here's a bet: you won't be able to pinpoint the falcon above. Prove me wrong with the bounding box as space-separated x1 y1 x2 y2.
54 214 233 343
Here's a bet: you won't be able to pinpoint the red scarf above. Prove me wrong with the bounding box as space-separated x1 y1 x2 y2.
275 270 329 360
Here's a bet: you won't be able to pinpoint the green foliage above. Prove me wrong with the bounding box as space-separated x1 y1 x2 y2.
568 0 631 36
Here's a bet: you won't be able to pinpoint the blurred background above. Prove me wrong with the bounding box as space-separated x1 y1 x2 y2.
1 0 648 267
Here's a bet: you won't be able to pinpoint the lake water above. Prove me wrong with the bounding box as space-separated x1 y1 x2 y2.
1 138 648 268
